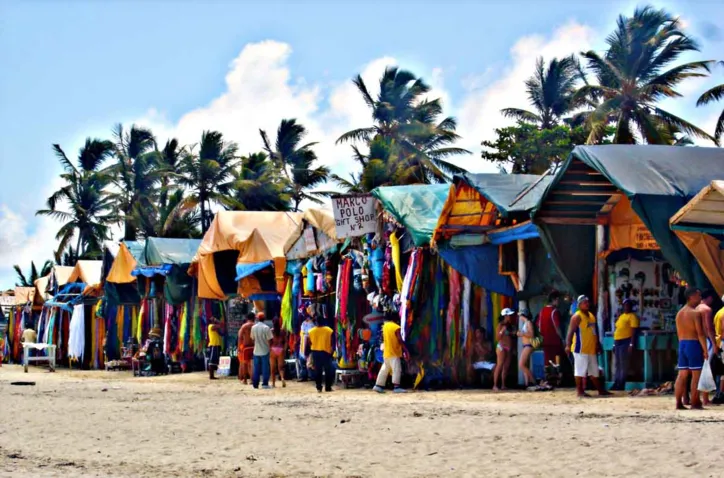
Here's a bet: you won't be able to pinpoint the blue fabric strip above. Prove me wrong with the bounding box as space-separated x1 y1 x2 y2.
488 221 540 245
132 264 173 277
235 261 273 281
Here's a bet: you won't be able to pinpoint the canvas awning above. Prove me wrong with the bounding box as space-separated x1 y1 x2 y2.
372 184 449 247
14 286 36 305
531 145 724 295
67 260 103 286
286 208 341 260
192 211 304 299
33 274 51 304
670 181 724 296
107 242 143 284
52 266 74 288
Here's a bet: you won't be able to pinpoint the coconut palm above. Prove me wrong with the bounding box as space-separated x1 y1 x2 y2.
157 138 186 210
109 124 164 240
37 139 116 263
260 119 330 210
228 152 291 211
696 62 724 145
337 66 470 183
136 189 202 239
178 130 239 232
502 55 583 129
576 6 714 144
13 261 53 287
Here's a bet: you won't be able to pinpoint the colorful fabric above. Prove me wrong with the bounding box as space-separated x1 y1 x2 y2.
390 232 404 292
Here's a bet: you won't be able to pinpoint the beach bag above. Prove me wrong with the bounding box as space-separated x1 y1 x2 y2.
530 319 543 350
698 357 717 393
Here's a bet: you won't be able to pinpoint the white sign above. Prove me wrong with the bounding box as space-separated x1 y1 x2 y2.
332 194 377 238
217 356 231 376
0 296 15 307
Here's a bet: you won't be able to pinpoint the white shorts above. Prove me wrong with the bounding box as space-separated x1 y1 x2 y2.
573 353 599 378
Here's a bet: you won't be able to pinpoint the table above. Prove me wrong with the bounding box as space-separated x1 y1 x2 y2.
22 343 56 373
602 332 677 390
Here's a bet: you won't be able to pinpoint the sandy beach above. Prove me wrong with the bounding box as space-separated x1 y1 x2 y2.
0 365 720 477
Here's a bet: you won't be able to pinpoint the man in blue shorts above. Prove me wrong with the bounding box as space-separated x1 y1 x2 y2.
675 288 708 410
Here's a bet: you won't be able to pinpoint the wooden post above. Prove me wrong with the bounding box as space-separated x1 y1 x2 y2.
517 239 527 385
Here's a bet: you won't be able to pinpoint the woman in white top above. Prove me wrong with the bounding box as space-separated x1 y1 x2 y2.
517 309 536 387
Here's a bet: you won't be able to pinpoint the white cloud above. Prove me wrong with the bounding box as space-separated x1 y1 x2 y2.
454 22 596 171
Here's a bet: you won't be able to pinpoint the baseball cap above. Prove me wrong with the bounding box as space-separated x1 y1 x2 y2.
577 295 590 305
501 308 516 316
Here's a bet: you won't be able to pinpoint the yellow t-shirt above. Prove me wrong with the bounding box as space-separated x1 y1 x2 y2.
715 306 724 343
208 324 222 347
309 326 333 354
571 311 598 355
614 312 640 340
382 321 403 359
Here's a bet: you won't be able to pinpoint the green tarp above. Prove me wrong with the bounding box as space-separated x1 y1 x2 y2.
143 237 201 266
458 173 552 216
125 240 147 266
533 145 724 295
372 184 450 247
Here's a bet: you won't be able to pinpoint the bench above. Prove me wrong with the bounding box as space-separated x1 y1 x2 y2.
22 343 57 373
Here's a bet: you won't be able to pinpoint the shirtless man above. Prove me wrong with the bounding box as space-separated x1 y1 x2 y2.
237 312 255 384
675 288 708 410
698 290 719 405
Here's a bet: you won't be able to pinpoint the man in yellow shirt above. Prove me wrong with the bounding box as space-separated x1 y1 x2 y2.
612 299 639 390
713 297 724 404
565 296 609 398
207 317 224 380
373 314 409 394
306 317 335 393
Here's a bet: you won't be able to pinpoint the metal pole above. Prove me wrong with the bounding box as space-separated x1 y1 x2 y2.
517 239 527 385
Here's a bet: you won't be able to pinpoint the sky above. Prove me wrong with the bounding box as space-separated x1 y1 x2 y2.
0 0 722 288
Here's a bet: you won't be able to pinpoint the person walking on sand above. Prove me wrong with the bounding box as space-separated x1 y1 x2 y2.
307 317 335 393
237 312 255 384
297 314 315 382
517 309 536 388
373 313 409 393
565 296 610 398
270 317 287 388
251 312 273 389
675 288 708 410
493 308 515 392
207 317 223 380
697 290 719 405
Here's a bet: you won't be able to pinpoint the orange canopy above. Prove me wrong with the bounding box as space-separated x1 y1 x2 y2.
67 260 103 286
192 211 304 299
106 242 138 284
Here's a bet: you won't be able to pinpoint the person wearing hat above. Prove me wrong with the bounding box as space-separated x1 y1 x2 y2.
493 308 516 391
612 299 639 390
565 296 609 398
517 309 536 388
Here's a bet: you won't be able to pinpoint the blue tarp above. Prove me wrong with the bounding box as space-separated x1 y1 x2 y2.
487 221 539 245
235 261 273 281
132 264 173 277
437 243 516 297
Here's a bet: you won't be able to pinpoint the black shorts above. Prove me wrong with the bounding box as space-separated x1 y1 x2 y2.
208 346 221 366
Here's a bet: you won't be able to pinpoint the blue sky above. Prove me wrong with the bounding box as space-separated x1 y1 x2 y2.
1 0 722 288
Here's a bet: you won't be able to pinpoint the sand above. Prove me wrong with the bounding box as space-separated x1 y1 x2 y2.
0 365 720 477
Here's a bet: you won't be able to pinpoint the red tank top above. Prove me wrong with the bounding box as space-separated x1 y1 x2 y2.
538 305 561 344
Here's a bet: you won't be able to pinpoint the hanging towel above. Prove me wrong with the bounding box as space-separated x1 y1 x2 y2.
462 277 471 348
390 232 404 292
68 304 85 360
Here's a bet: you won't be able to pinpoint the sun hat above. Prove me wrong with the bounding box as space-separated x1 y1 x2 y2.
501 308 516 316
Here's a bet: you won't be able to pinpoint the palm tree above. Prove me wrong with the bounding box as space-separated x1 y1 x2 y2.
337 66 470 184
37 139 116 263
157 138 185 210
13 261 53 287
109 124 163 240
576 6 714 144
502 55 583 129
696 61 724 145
260 119 330 210
136 189 202 239
228 152 291 211
178 130 239 231
331 136 415 192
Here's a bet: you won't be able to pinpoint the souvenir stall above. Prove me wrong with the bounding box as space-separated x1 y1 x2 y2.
282 209 342 363
130 238 204 370
4 287 39 364
190 211 305 359
365 184 520 388
431 172 566 384
34 258 106 370
670 180 724 297
530 144 724 389
101 241 144 364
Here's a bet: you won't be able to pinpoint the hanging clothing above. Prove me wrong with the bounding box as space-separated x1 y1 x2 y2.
68 304 85 361
462 277 471 348
390 232 404 292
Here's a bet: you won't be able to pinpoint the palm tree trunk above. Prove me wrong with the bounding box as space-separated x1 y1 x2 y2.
75 233 83 262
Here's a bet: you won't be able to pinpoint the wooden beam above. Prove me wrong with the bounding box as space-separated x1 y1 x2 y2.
545 200 610 206
538 217 601 225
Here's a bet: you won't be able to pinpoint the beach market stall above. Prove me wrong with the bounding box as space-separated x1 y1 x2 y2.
670 180 724 297
530 145 724 389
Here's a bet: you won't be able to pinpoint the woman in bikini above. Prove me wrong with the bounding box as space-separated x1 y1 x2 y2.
517 309 536 388
493 308 516 391
270 317 287 388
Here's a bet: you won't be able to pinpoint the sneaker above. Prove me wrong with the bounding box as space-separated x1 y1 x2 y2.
262 385 272 390
373 386 385 394
393 387 407 394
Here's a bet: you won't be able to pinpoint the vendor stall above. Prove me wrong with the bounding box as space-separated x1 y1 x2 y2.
530 145 724 389
670 180 724 297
